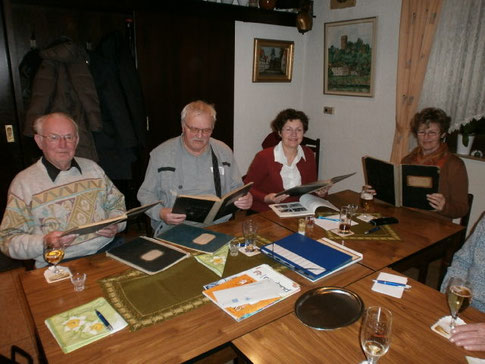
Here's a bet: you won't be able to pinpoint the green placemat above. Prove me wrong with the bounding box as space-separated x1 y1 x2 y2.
99 235 284 331
316 212 401 241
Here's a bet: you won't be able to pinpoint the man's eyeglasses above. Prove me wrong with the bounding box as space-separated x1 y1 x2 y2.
416 130 440 137
38 134 78 143
184 124 213 135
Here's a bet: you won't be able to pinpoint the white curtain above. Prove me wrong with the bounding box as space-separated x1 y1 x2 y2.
418 0 485 132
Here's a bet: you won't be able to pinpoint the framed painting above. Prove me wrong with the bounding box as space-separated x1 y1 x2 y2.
252 38 294 82
324 17 376 97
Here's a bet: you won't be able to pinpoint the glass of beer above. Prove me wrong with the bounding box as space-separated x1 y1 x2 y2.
360 306 392 364
338 206 352 235
44 241 65 274
360 185 374 218
446 277 473 330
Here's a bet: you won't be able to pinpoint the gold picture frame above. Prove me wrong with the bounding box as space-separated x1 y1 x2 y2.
324 17 376 97
252 38 294 83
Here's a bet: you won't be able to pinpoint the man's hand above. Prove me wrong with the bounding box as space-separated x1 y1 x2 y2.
43 231 77 249
96 224 119 238
450 323 485 351
235 192 253 210
160 207 186 225
264 193 289 205
427 193 446 211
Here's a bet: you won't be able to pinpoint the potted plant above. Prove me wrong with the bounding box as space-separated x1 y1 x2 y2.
456 117 485 147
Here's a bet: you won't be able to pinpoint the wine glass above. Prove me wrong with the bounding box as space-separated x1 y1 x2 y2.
446 277 473 331
360 306 392 364
242 219 258 252
44 241 65 274
347 203 358 220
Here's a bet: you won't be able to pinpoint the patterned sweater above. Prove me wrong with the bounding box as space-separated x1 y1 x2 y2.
441 215 485 313
0 157 125 267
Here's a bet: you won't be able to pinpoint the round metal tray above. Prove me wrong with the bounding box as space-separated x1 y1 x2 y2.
295 286 364 330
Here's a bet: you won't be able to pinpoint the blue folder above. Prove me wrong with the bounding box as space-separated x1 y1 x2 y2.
260 233 353 281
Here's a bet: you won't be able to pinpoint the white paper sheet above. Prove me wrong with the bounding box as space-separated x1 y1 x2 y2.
213 279 282 308
371 272 408 298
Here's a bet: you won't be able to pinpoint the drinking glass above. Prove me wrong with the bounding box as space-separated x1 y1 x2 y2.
347 204 358 220
242 219 258 252
44 242 65 274
360 306 392 364
338 206 352 235
446 277 473 330
360 186 374 219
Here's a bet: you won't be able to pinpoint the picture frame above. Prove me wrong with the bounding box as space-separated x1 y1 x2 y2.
252 38 294 83
324 17 376 97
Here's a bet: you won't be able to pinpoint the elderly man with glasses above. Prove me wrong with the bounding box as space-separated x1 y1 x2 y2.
0 112 126 268
138 100 252 235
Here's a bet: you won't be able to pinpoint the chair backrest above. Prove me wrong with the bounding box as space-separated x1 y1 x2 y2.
460 193 474 229
301 136 321 177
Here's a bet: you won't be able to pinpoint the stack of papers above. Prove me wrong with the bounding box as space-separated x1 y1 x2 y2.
202 264 300 321
371 272 409 298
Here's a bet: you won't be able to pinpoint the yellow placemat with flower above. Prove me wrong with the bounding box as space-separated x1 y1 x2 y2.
195 243 229 276
44 297 127 353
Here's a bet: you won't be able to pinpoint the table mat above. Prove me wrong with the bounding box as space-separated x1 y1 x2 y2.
316 212 400 241
99 235 284 331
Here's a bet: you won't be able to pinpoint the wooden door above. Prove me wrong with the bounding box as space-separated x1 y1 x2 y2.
135 10 235 153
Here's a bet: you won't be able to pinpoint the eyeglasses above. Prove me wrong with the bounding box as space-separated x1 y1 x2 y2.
282 127 304 134
38 134 78 143
184 124 213 135
416 130 440 137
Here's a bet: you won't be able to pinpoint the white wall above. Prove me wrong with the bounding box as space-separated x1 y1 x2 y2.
234 22 307 174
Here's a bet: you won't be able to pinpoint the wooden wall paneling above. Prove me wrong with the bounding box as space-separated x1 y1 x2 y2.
135 10 234 153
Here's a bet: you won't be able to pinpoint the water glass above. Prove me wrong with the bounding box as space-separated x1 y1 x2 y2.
338 206 352 235
242 219 258 252
229 239 239 256
70 272 87 292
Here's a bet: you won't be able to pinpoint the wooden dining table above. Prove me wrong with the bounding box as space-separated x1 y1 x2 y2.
19 213 372 364
259 190 465 272
232 267 485 363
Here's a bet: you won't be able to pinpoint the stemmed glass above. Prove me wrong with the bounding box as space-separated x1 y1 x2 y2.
347 203 358 220
446 277 473 331
360 306 392 364
44 241 65 274
242 219 258 252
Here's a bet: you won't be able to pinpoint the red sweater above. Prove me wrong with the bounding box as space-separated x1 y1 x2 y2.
244 146 317 212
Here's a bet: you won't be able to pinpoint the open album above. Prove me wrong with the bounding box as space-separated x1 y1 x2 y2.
171 182 253 224
362 155 440 210
202 264 300 321
269 194 338 218
275 172 355 197
260 234 363 282
61 201 161 236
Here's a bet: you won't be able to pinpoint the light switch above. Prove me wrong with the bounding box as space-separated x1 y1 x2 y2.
5 125 14 143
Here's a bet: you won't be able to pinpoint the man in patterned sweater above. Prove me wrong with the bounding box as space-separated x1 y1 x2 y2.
0 113 126 268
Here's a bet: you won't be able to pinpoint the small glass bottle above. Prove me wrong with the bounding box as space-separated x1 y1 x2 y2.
298 218 306 235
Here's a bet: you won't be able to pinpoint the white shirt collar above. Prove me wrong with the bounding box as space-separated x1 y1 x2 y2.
273 141 306 167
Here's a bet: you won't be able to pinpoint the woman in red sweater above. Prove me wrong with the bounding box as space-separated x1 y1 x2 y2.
244 109 326 212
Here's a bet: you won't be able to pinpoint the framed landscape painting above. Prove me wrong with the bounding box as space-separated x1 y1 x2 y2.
324 17 376 97
252 38 294 82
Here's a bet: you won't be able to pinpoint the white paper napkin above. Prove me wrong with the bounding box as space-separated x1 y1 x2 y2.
314 214 358 230
371 272 408 298
430 315 466 339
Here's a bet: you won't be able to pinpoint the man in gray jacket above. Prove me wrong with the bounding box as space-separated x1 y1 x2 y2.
138 100 252 235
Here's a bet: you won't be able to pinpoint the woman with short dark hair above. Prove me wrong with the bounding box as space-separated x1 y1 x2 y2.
244 108 326 212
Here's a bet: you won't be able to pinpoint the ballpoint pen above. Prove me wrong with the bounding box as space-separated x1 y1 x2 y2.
364 226 381 235
373 280 411 289
95 309 113 331
317 216 340 222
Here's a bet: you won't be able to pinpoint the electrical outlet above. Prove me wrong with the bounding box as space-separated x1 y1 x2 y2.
323 106 334 114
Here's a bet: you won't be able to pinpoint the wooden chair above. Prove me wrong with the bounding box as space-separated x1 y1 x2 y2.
301 136 321 177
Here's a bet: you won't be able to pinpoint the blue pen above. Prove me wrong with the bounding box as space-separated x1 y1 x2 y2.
364 226 381 235
95 309 113 331
317 216 340 222
373 280 411 289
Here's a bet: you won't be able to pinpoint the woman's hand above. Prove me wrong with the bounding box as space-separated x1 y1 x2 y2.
450 323 485 351
426 193 446 211
96 224 119 238
314 185 331 198
160 207 186 225
43 231 77 248
264 193 289 204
